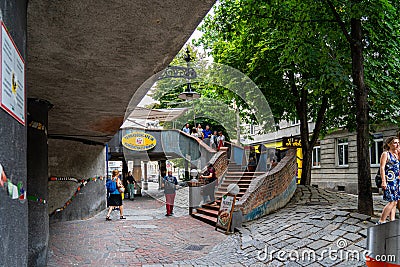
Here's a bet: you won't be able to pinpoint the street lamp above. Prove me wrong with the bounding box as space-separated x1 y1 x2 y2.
178 47 200 100
178 82 200 100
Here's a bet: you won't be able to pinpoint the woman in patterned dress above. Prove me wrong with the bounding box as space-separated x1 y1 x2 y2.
377 136 400 224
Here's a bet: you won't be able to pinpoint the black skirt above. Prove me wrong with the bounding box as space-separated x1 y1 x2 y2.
107 194 122 207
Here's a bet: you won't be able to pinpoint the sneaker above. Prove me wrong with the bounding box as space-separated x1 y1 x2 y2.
165 214 171 216
376 221 386 225
106 217 111 221
120 216 126 220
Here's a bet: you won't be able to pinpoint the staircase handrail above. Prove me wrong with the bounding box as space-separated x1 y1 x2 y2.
224 141 247 168
178 130 216 153
197 149 228 186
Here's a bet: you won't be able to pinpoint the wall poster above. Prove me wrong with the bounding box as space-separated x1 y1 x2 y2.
0 21 25 125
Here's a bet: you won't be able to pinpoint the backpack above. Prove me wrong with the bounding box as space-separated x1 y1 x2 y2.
106 178 117 193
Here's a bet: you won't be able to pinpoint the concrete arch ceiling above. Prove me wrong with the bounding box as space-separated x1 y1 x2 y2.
26 0 215 144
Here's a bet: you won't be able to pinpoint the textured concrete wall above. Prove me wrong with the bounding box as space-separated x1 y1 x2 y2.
0 1 28 266
48 139 106 221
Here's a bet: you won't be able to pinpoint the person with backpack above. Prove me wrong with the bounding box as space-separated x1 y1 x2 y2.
106 170 126 221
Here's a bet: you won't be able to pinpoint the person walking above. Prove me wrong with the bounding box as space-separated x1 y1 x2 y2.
106 170 126 221
126 171 135 200
377 136 400 224
163 171 178 216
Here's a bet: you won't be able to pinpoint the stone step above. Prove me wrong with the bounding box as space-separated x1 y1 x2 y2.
226 172 264 175
201 200 221 211
218 185 249 191
196 207 219 217
215 192 244 198
191 213 217 226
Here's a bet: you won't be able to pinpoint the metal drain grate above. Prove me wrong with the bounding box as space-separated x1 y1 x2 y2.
185 244 205 251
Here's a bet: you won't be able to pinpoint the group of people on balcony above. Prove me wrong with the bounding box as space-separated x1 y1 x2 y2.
182 123 225 150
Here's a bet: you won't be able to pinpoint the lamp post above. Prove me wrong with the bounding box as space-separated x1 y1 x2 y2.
159 47 200 128
178 48 200 128
178 48 200 101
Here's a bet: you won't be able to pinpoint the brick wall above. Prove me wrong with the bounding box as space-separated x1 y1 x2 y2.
236 149 297 220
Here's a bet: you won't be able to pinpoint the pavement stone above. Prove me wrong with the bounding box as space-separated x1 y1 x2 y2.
47 184 386 266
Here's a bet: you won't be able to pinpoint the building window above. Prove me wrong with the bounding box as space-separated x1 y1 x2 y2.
312 146 321 167
337 138 349 167
290 118 300 126
370 134 383 167
249 124 255 135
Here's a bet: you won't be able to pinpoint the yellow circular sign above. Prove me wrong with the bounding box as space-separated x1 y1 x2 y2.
122 132 157 151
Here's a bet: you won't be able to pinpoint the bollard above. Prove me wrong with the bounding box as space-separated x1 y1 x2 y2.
366 220 400 266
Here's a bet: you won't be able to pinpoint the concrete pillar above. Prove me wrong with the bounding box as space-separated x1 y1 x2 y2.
27 98 52 266
47 140 106 222
184 155 190 180
159 160 167 188
133 159 142 195
143 161 148 190
0 1 28 266
122 157 128 183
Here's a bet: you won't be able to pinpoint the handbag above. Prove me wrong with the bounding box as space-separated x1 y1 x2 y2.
375 169 382 188
118 186 125 193
116 178 125 193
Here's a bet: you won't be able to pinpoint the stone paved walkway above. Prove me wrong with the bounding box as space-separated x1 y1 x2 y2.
47 183 388 267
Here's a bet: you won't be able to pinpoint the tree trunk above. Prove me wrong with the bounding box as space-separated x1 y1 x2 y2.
351 18 373 215
300 145 313 185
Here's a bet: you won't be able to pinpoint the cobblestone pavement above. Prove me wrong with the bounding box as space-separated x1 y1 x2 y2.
48 183 388 266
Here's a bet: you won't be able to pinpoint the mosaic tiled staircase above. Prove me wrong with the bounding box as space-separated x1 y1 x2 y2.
191 162 264 226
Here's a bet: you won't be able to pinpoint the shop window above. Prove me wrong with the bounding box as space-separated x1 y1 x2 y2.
337 138 349 167
370 135 383 167
312 146 321 168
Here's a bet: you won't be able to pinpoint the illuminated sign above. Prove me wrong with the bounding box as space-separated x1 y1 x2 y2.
282 136 302 148
122 132 156 151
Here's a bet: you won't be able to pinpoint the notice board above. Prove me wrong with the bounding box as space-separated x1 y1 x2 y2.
0 21 25 125
215 194 236 233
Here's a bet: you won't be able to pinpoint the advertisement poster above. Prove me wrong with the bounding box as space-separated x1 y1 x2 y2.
0 21 25 125
216 194 236 233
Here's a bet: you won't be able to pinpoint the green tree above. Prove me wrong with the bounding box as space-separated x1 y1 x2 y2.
150 45 257 142
197 0 400 215
198 0 352 187
323 0 400 215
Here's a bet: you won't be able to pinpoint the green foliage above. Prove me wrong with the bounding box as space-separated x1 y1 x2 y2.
149 45 260 141
197 0 400 132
